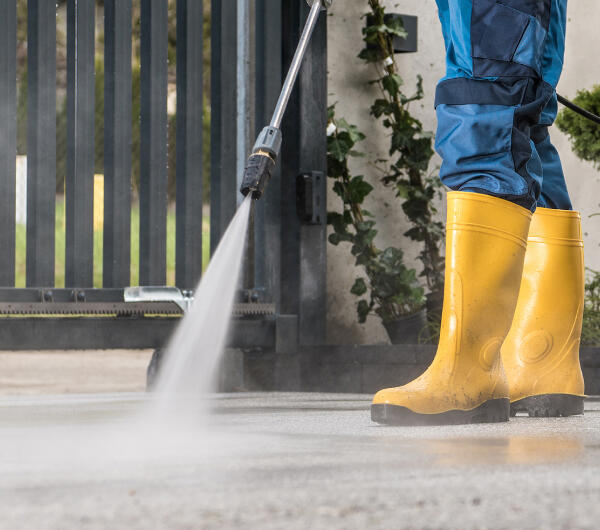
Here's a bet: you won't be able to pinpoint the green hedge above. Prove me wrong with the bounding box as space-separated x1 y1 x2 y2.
556 85 600 169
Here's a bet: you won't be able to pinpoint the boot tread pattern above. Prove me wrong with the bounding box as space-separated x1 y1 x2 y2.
371 398 510 426
510 394 584 417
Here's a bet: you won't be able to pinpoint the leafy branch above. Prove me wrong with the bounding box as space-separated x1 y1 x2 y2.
556 85 600 168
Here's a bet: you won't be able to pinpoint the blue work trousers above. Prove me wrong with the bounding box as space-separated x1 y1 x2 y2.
435 0 571 211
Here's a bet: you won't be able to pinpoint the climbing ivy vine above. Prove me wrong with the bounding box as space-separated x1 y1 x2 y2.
359 0 445 314
327 106 425 323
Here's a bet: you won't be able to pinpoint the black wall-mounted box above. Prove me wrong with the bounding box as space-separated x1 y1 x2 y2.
366 14 418 54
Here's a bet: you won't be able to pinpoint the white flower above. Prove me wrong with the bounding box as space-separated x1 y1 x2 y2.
326 122 337 136
383 56 394 67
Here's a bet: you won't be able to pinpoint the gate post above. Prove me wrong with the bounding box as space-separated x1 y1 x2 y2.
280 0 328 346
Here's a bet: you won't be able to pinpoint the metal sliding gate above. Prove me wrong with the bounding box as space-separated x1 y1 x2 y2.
0 0 327 358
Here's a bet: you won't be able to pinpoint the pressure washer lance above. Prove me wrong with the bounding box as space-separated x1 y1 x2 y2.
240 0 332 200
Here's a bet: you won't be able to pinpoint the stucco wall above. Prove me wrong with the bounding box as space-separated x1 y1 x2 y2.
326 0 600 345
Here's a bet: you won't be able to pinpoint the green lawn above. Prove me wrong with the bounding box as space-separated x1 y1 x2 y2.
15 196 210 288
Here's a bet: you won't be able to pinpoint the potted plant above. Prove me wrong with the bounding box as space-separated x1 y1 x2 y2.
354 246 428 344
327 107 428 344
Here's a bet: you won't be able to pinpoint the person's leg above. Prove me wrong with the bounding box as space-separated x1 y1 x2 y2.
372 0 562 425
534 95 572 210
434 0 563 211
501 207 585 417
500 1 584 417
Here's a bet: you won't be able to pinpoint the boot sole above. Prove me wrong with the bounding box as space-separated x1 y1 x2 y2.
371 398 510 426
510 394 584 417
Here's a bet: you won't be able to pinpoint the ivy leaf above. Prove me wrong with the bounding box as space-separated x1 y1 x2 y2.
347 176 373 203
328 233 342 246
404 226 424 242
327 104 336 121
332 181 346 200
351 277 368 296
357 299 372 323
382 74 404 97
327 211 342 225
328 132 354 162
349 150 366 158
327 212 349 236
355 253 370 267
358 47 384 63
356 220 376 231
383 17 408 39
371 99 393 118
329 232 352 246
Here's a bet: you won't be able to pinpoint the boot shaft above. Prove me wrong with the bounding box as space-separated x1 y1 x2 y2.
373 192 532 421
501 207 585 401
440 192 532 362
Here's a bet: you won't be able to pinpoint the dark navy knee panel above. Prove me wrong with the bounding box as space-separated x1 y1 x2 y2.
471 0 552 78
434 0 571 211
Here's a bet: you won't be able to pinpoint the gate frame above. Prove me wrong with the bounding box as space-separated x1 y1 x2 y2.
0 0 328 352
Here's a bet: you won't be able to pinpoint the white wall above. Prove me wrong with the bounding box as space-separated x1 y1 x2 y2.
326 0 600 345
557 0 600 263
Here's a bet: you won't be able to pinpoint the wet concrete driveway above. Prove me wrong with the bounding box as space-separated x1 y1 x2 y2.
1 392 599 529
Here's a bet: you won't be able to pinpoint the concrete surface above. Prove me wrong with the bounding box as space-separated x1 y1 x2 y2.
327 0 600 345
0 350 153 395
2 392 600 529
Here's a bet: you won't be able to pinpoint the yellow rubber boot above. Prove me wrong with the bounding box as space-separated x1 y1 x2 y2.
501 208 585 417
371 192 532 425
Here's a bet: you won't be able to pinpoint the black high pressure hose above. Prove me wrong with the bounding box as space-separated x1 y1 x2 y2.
557 93 600 125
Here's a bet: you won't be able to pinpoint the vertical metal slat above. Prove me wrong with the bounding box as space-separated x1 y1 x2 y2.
254 0 282 306
139 0 168 286
236 0 255 199
279 1 301 317
210 0 237 253
65 0 96 287
0 1 17 286
209 0 222 256
175 0 204 290
26 0 56 287
210 0 222 254
103 0 133 287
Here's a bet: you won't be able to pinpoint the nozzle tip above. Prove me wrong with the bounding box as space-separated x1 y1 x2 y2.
239 151 276 201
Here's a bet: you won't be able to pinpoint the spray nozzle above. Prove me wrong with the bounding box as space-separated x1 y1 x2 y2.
240 126 282 200
240 150 276 200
